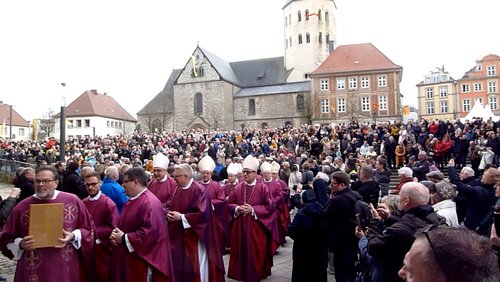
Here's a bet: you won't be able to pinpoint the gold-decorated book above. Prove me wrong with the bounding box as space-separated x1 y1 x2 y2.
28 203 64 248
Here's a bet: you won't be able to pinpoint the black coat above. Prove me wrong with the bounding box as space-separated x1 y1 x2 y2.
353 180 380 206
62 171 87 199
13 175 35 203
288 200 328 282
367 205 445 282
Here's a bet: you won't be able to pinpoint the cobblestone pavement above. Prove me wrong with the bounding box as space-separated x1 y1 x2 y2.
0 182 335 281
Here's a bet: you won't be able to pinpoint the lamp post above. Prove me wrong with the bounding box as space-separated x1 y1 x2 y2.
9 104 12 139
59 82 66 162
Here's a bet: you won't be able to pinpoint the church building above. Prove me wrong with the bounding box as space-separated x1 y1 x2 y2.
137 0 337 131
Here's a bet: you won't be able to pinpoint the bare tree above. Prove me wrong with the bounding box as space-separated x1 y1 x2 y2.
37 108 56 139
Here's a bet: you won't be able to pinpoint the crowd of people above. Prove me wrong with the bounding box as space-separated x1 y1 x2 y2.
0 117 500 281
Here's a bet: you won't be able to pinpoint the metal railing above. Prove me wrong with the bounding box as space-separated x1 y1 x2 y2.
0 159 36 176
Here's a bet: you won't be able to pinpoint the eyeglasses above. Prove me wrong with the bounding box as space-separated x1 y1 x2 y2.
85 182 100 187
243 171 255 174
34 179 56 185
174 175 186 178
423 225 450 282
122 179 136 184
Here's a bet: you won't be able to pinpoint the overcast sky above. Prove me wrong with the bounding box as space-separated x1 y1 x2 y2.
1 0 499 121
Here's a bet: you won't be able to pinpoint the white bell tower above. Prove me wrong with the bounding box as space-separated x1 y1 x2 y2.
283 0 337 82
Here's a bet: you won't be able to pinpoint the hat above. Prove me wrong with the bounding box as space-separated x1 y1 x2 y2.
227 163 240 175
260 162 272 173
271 161 280 173
426 171 444 180
242 155 259 171
153 152 170 170
198 156 216 172
409 155 416 161
434 181 457 202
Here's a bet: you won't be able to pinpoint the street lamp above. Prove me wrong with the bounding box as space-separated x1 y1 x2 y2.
9 104 12 139
59 82 67 162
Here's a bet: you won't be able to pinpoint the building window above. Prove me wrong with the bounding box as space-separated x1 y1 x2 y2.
194 93 203 114
439 86 448 98
249 99 256 116
318 9 322 21
305 9 309 20
440 101 448 113
425 88 433 99
487 65 496 76
379 96 387 110
298 34 303 44
476 64 482 71
473 82 482 92
462 84 470 92
320 79 329 90
18 128 25 136
432 72 440 83
361 77 370 88
76 120 82 128
476 98 483 105
289 14 291 25
463 99 470 112
337 78 345 90
68 120 74 128
306 33 310 43
348 77 357 89
426 102 434 114
320 99 329 113
319 32 322 43
106 121 110 127
285 39 288 49
296 95 305 111
298 11 301 22
326 33 329 43
488 81 497 93
290 36 292 47
325 10 329 21
378 75 387 87
84 119 90 127
361 96 370 111
489 96 498 110
337 98 346 112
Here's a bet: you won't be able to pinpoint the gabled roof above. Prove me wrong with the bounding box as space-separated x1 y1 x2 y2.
137 69 182 115
234 81 310 97
310 43 402 76
231 57 288 87
0 102 29 126
60 90 136 121
200 48 241 86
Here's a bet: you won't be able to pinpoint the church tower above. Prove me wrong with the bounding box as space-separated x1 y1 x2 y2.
283 0 337 82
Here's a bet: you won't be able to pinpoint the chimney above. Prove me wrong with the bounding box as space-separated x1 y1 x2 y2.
442 65 445 72
91 89 98 94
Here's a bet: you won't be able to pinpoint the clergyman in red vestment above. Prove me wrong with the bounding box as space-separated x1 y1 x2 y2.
227 155 280 282
147 152 176 208
0 165 95 282
109 167 174 282
167 163 225 282
83 171 119 282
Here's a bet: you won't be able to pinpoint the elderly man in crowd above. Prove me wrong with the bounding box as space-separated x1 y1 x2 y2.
101 165 128 213
391 167 414 195
367 182 445 282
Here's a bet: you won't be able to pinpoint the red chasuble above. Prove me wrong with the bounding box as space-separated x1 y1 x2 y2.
109 190 174 282
198 180 226 252
167 181 225 282
226 181 280 282
83 193 119 282
147 176 177 207
0 192 95 282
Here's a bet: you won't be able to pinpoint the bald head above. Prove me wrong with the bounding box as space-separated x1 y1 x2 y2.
400 182 430 211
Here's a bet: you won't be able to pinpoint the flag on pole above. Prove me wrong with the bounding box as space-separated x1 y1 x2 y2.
32 119 37 140
191 55 198 77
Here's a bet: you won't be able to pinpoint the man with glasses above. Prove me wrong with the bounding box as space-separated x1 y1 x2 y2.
83 171 119 282
367 182 445 282
226 155 280 282
0 165 95 282
109 167 174 282
167 163 225 282
399 227 500 282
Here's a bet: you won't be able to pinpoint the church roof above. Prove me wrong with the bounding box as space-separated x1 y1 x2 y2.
137 69 182 115
234 81 310 97
231 57 288 87
0 101 29 126
200 48 241 86
310 43 402 75
59 90 136 122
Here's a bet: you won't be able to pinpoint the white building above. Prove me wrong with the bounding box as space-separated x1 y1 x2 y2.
54 90 136 138
0 101 31 141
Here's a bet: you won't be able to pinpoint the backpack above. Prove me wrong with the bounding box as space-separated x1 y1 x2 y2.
342 191 372 232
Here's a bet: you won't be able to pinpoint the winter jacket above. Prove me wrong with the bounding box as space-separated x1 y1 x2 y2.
433 199 459 227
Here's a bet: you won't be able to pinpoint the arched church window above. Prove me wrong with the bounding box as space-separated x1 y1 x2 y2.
298 11 301 22
318 9 322 21
290 36 292 47
298 34 302 44
249 99 256 116
319 32 322 43
305 9 309 21
194 93 203 114
296 95 305 112
286 39 288 49
306 33 310 43
325 10 329 22
326 33 330 44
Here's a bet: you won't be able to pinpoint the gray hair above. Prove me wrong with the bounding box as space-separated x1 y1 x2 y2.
174 163 193 179
398 167 413 178
460 167 475 178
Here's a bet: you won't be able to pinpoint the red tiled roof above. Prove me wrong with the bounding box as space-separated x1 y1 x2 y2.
64 90 136 121
0 102 29 126
310 43 402 75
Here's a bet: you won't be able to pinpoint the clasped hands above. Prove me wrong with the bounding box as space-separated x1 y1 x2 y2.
237 204 253 216
167 211 182 222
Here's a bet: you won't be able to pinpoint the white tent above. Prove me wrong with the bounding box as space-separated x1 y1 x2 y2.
460 100 500 122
